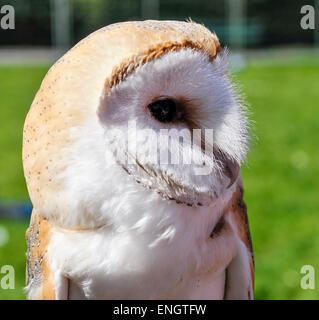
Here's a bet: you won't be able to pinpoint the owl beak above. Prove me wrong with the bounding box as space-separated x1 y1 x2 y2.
214 148 240 188
224 157 240 188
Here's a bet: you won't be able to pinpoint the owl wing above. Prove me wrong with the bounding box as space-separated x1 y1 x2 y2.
223 180 254 300
25 210 69 300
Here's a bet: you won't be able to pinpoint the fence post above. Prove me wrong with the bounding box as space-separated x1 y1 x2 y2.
315 0 319 47
141 0 160 20
50 0 72 61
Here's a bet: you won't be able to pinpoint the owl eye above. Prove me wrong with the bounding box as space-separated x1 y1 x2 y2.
148 98 177 123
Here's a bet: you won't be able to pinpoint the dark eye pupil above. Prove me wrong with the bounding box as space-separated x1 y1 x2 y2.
148 99 176 123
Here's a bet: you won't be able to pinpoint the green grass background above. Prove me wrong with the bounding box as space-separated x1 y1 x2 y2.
0 59 318 299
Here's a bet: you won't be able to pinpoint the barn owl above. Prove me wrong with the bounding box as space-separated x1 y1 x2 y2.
23 20 254 300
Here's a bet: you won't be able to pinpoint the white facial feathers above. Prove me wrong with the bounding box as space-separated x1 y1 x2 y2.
98 48 249 206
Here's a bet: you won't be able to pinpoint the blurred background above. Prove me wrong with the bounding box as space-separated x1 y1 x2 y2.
0 0 318 299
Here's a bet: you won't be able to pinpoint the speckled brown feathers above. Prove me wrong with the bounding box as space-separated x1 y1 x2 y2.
26 210 56 299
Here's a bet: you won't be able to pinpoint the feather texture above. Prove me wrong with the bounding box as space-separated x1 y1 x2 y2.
24 20 253 300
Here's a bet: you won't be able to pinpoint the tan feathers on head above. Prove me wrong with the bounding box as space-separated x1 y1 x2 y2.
23 20 221 215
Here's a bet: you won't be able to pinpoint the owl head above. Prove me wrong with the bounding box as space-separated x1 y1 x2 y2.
23 20 249 227
97 22 248 207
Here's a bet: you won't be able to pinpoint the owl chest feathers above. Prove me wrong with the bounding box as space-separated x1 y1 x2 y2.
46 181 238 299
40 114 240 299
